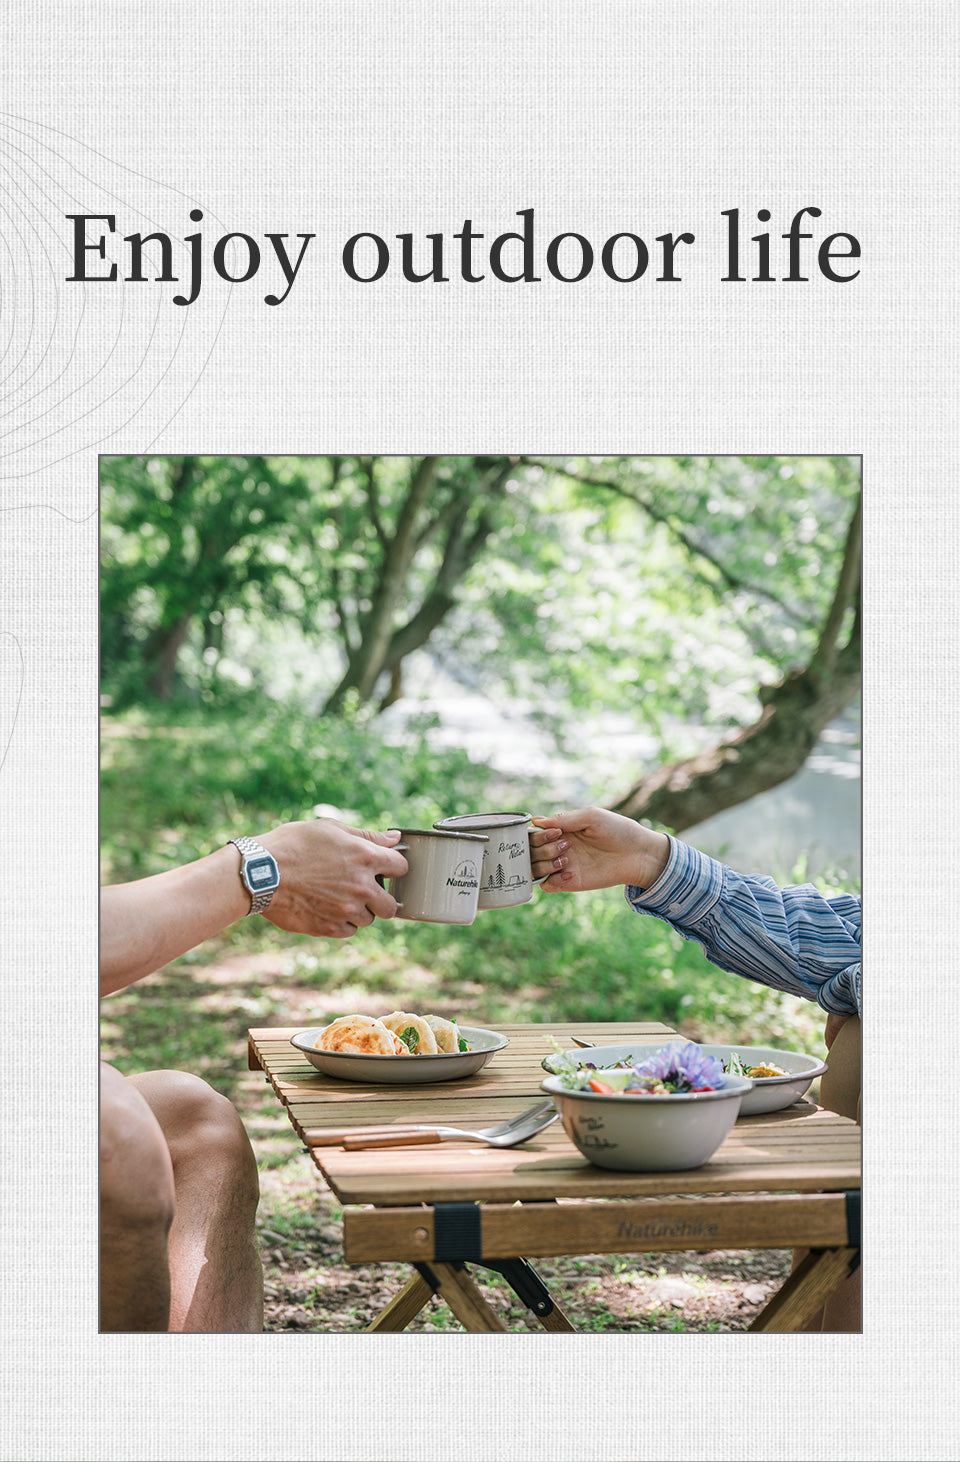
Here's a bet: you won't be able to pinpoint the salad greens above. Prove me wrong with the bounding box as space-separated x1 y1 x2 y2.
723 1052 788 1079
544 1039 726 1095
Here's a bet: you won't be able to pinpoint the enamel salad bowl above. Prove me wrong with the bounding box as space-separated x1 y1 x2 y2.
540 1070 753 1171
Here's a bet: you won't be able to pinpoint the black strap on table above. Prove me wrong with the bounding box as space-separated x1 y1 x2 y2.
432 1201 483 1262
426 1203 559 1318
809 1189 861 1277
844 1188 861 1259
413 1262 441 1292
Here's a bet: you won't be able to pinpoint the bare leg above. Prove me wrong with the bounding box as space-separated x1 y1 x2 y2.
819 1013 862 1125
100 1063 175 1331
130 1070 263 1332
791 1014 862 1332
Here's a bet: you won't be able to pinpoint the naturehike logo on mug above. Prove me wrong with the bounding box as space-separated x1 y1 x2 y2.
447 861 480 890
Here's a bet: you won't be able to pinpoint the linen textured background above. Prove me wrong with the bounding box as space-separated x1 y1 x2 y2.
0 3 955 1459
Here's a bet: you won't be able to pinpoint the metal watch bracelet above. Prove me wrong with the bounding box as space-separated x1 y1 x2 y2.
229 836 278 916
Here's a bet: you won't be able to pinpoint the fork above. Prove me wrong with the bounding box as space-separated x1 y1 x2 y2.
331 1100 559 1150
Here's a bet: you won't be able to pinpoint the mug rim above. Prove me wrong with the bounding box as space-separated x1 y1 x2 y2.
434 812 531 830
390 826 489 842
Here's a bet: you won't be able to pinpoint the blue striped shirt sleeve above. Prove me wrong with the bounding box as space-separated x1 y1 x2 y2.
624 839 861 1017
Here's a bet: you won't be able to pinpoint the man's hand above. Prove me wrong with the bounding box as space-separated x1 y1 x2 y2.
259 820 408 938
529 807 670 892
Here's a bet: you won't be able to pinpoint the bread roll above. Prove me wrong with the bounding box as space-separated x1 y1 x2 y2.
380 1011 439 1055
424 1014 460 1053
316 1015 402 1055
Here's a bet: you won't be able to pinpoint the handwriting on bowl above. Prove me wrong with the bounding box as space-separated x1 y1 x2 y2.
574 1116 618 1150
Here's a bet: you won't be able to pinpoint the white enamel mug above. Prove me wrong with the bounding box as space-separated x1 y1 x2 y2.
433 812 547 910
385 827 488 925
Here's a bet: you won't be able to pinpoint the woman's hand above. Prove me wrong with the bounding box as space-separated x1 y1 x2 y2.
529 807 670 892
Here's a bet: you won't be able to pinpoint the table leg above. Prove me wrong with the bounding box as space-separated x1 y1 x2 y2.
425 1263 510 1332
364 1272 435 1332
534 1302 578 1332
747 1248 860 1332
365 1258 577 1333
481 1257 577 1332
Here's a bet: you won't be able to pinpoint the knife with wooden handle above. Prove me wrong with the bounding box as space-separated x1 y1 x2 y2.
341 1130 442 1149
310 1127 438 1147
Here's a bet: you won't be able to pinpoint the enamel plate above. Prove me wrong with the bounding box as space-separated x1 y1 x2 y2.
290 1025 509 1084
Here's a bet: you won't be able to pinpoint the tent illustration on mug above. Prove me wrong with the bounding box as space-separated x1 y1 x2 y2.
484 862 524 890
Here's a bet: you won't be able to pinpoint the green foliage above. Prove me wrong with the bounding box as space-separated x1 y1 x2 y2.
101 455 325 702
443 454 860 749
100 454 860 765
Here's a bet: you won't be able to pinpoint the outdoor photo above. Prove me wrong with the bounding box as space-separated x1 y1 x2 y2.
99 453 862 1334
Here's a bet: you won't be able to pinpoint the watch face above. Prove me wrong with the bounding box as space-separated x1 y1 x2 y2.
246 854 280 890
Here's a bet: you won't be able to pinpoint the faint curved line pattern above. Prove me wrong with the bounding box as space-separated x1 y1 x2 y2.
0 188 36 391
0 199 21 377
0 127 173 439
0 138 80 391
0 114 235 483
0 126 203 470
141 287 233 452
0 135 97 416
0 170 59 399
0 631 25 783
0 502 97 522
0 270 132 447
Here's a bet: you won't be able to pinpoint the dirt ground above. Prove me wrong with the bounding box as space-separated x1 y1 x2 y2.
262 1245 794 1334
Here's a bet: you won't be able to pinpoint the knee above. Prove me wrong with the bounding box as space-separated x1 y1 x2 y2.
134 1070 260 1208
819 1015 861 1121
100 1073 175 1235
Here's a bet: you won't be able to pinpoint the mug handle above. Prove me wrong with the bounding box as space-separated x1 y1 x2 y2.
376 842 407 908
527 826 551 885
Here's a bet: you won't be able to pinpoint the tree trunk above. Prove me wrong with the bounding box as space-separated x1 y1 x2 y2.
145 614 193 699
609 650 860 830
611 489 862 832
141 459 198 699
322 458 510 716
378 662 405 711
323 457 440 713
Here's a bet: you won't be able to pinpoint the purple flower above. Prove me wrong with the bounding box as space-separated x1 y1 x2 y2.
628 1042 725 1093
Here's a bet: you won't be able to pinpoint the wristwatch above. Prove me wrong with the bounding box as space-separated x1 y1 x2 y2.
229 836 281 916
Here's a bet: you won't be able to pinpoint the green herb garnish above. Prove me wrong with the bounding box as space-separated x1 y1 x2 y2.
400 1026 419 1053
